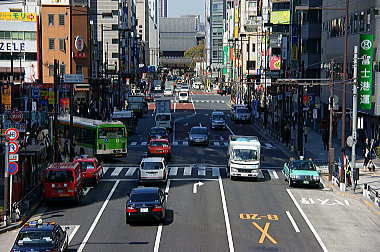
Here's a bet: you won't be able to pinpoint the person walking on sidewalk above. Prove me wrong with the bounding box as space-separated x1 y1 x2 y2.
322 129 328 151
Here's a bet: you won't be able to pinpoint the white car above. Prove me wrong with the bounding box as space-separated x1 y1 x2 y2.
178 91 189 103
139 157 168 183
164 89 173 96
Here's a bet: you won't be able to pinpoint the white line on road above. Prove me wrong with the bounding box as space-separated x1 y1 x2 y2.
198 168 206 176
130 142 137 146
110 167 123 177
83 187 93 196
102 167 109 175
271 170 279 179
214 141 220 146
212 167 220 177
184 166 192 176
226 124 235 135
218 176 235 252
153 180 171 252
286 211 300 233
141 142 147 146
191 99 196 115
77 180 120 252
286 189 328 252
125 167 137 176
68 225 80 243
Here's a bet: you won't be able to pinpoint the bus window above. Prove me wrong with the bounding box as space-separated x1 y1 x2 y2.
98 127 124 139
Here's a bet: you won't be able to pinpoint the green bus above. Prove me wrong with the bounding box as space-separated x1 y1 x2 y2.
57 115 128 159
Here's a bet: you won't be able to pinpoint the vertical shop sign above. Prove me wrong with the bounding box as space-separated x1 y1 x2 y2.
358 34 374 110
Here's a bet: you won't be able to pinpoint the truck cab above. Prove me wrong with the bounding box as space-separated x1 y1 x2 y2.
228 136 261 180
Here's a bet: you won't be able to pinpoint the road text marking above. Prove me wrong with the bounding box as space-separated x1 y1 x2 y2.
252 222 278 244
240 214 279 221
287 189 328 252
286 211 300 233
219 176 235 252
77 180 120 252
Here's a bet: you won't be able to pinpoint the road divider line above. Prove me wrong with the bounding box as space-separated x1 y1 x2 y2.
154 180 171 252
68 225 80 244
286 211 300 233
286 189 328 252
191 99 196 114
218 176 235 252
226 124 235 135
77 180 120 252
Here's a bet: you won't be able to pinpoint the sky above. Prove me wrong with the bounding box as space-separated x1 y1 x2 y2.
168 0 205 22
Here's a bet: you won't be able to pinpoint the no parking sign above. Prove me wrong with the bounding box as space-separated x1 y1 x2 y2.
8 162 19 175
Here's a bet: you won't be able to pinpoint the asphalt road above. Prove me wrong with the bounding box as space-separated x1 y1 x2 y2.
4 91 380 252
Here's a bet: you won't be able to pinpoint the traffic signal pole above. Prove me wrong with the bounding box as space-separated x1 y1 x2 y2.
4 141 9 224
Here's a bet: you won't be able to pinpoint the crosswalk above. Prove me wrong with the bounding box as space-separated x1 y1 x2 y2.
128 141 275 149
191 100 226 104
102 165 283 180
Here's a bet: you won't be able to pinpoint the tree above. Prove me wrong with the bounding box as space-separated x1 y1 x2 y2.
184 43 205 62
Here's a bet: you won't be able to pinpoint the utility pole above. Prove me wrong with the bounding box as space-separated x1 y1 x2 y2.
298 82 304 156
53 59 59 162
3 116 9 225
328 61 335 181
69 81 73 161
351 46 358 186
340 0 349 186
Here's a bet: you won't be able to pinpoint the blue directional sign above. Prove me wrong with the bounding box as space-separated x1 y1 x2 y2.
8 162 18 175
32 88 40 98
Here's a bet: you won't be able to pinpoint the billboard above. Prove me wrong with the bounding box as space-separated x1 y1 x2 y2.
270 56 281 70
270 11 290 25
0 12 37 22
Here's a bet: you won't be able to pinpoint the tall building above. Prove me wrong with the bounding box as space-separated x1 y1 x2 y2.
159 0 168 18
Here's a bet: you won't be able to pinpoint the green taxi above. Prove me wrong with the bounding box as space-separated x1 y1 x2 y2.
283 159 320 188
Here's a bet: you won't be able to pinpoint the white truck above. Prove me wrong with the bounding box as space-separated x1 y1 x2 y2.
155 100 172 131
228 135 261 180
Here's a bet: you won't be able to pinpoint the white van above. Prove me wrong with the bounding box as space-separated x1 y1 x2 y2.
139 157 168 183
155 113 172 131
178 91 189 103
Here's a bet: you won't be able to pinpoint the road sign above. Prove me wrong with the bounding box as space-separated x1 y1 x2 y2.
8 162 19 175
10 110 23 123
9 141 19 154
31 87 40 98
63 74 84 83
9 154 18 162
5 128 19 141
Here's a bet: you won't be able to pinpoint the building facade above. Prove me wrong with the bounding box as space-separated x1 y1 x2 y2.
159 0 167 18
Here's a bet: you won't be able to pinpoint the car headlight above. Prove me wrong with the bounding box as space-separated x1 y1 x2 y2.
231 168 238 172
313 175 320 180
290 174 300 179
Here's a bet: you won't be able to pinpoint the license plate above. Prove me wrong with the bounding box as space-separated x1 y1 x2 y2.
140 208 148 213
303 181 309 184
57 189 63 193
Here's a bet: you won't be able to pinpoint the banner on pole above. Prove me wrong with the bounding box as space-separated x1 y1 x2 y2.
358 34 374 110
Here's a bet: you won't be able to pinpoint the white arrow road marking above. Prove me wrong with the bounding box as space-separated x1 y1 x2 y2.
193 181 204 193
77 180 119 252
153 180 171 252
83 187 93 196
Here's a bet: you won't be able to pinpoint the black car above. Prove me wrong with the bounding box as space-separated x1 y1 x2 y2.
148 127 169 142
12 219 68 252
189 126 209 146
126 187 167 224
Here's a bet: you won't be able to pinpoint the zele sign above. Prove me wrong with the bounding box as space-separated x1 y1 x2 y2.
0 41 25 52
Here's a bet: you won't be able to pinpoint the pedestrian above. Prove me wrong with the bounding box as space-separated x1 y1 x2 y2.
363 144 370 171
322 129 328 151
304 126 308 143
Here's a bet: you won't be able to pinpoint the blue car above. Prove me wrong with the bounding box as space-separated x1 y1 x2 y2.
12 219 68 252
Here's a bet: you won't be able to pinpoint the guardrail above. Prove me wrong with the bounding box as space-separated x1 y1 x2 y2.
12 184 42 222
363 184 380 208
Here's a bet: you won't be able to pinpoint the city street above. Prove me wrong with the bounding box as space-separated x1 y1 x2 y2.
2 92 379 252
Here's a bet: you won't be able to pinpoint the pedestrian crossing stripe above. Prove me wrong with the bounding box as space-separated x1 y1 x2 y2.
192 100 226 103
101 166 282 180
128 141 231 147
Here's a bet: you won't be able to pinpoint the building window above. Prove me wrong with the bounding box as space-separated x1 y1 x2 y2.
11 31 23 40
76 64 83 75
246 44 250 53
25 52 37 61
48 64 54 76
248 1 257 11
59 38 65 51
112 53 119 58
112 39 119 44
212 50 218 59
112 10 119 16
59 64 66 75
112 24 118 30
353 13 358 33
359 11 365 32
247 61 256 70
48 14 54 26
48 38 55 50
59 14 65 26
24 31 36 40
367 9 371 32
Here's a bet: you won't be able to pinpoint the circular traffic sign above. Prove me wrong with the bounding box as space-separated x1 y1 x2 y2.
8 162 19 175
9 141 19 154
5 128 19 141
10 110 23 123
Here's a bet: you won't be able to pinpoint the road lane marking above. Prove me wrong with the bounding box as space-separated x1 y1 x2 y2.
287 189 328 252
83 187 93 196
77 180 120 252
193 181 204 193
252 222 277 244
184 166 192 176
218 176 235 252
286 211 300 233
68 225 80 243
141 142 147 146
270 170 279 179
183 141 188 146
169 167 178 176
198 168 206 176
226 124 235 135
125 167 137 176
153 180 171 252
212 167 220 177
110 167 123 176
191 99 196 114
130 142 137 146
102 167 109 175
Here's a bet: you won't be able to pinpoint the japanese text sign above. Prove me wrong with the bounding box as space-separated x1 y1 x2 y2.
358 34 374 110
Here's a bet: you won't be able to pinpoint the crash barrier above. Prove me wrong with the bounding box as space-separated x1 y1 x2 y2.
12 184 43 222
363 184 380 208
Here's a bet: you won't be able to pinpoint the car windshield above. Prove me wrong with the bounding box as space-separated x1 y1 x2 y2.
180 93 188 97
46 170 74 183
150 128 166 135
130 192 159 202
81 162 95 172
156 114 171 121
191 128 207 134
99 127 124 139
291 161 316 171
213 115 224 121
16 231 54 247
149 141 168 147
237 108 249 113
233 149 258 161
141 162 163 170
